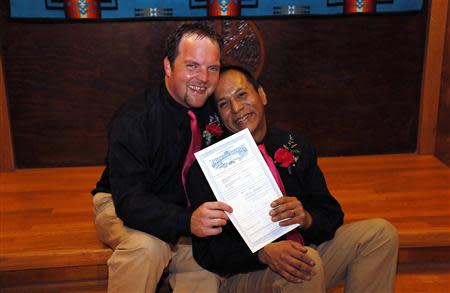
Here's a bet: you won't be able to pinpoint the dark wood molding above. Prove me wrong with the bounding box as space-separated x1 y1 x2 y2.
417 0 449 154
0 54 15 171
435 2 450 166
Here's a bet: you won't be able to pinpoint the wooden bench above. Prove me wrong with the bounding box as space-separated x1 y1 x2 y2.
1 154 449 292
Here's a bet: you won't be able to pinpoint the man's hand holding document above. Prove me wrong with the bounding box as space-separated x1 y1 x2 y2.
195 128 299 253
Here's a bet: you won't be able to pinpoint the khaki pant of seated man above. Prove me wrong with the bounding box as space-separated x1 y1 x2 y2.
93 192 220 293
220 219 399 293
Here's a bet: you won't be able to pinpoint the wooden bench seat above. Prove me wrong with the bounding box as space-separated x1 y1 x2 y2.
320 154 450 249
1 154 449 292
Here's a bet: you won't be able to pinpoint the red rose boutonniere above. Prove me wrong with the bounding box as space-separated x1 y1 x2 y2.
203 113 223 146
205 123 223 137
274 134 300 174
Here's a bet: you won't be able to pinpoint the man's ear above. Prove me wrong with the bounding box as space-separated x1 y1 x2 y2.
163 57 172 77
258 86 268 106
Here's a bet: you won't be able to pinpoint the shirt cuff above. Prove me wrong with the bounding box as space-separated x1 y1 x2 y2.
177 209 193 236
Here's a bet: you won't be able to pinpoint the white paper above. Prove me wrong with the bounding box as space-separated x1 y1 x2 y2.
195 128 299 253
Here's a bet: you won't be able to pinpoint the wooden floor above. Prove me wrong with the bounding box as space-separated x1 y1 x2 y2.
1 153 449 292
319 153 450 249
328 263 450 293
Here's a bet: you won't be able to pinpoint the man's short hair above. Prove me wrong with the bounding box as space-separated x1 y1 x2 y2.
164 22 223 66
219 65 261 91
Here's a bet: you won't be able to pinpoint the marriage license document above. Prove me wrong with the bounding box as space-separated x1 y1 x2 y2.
195 128 299 253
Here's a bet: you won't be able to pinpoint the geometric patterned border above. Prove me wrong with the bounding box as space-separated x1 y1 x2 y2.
10 0 423 19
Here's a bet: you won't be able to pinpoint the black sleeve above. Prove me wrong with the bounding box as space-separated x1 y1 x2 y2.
91 165 111 195
295 143 344 245
108 100 191 245
188 163 267 276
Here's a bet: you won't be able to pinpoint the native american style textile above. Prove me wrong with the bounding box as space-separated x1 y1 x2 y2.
10 0 423 20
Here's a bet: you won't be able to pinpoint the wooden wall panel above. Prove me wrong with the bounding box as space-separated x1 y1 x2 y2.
259 14 426 156
0 54 15 171
0 0 14 171
417 0 448 154
435 3 450 166
3 22 179 167
1 12 427 167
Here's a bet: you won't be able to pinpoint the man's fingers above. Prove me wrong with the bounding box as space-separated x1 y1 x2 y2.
284 242 314 266
277 259 313 283
278 218 297 226
289 246 316 268
202 226 223 236
197 212 228 227
272 208 296 221
204 201 233 213
285 242 315 277
292 259 315 277
196 201 232 221
191 201 232 237
259 241 317 283
289 241 308 253
270 198 297 216
285 258 316 281
271 196 289 208
279 270 303 283
210 218 227 227
269 197 307 227
298 252 316 267
193 224 225 237
203 208 230 221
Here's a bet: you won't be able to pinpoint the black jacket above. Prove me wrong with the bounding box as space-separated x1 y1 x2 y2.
187 127 344 276
92 83 216 245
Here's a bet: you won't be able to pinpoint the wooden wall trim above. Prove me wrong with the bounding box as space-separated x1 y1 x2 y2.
434 1 450 166
0 54 15 171
417 0 449 154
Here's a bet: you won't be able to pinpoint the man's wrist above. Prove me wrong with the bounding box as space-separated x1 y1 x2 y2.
303 211 313 230
257 247 268 264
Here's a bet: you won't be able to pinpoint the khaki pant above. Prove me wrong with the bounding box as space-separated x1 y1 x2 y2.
220 219 399 293
93 192 220 293
220 247 326 293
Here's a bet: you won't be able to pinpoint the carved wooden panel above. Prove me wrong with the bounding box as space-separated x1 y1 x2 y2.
213 20 265 78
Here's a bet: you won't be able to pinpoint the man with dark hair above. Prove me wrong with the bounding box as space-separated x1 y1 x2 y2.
92 23 231 293
187 65 399 292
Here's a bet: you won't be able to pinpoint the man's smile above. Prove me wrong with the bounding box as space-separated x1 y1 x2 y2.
188 84 208 94
234 112 254 127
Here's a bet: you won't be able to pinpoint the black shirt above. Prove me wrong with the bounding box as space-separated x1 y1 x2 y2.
93 83 215 245
187 128 344 276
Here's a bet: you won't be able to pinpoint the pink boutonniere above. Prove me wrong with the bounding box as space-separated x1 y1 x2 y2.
203 113 223 146
274 135 300 174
